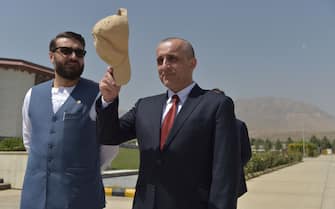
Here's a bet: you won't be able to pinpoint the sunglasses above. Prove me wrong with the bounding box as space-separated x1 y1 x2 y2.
53 47 86 58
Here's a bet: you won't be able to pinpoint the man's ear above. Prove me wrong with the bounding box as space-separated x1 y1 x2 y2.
190 57 197 69
49 52 55 64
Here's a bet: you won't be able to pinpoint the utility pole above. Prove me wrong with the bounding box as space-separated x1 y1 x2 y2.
302 120 305 158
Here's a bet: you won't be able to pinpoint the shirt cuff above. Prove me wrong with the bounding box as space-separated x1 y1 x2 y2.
101 96 114 108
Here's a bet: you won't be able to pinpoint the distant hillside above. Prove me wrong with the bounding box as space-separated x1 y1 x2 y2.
235 97 335 140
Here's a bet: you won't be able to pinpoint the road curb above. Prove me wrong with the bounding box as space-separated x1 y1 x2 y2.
104 187 135 197
102 163 302 197
102 169 138 178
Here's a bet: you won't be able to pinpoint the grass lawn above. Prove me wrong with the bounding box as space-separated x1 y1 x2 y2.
110 147 140 170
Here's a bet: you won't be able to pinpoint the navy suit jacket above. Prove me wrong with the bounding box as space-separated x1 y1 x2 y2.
236 119 252 197
96 84 241 209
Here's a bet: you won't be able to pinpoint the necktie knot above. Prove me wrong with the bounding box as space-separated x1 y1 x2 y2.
172 94 179 104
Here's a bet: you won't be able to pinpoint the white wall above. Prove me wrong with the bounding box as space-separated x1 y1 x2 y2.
0 68 35 137
0 151 28 189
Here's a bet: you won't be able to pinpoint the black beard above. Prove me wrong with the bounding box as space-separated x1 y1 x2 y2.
54 59 84 80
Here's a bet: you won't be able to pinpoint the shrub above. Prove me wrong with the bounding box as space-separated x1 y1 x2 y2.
0 137 25 151
244 150 302 175
288 142 319 157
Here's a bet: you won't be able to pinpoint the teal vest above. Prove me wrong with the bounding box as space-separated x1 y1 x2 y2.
20 78 105 209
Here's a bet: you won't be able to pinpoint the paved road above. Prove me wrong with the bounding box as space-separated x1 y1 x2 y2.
103 174 137 188
238 155 335 209
1 155 334 209
0 189 133 209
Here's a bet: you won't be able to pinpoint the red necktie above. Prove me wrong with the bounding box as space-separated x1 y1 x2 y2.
160 95 179 150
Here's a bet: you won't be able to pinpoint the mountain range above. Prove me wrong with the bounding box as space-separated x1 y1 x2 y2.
235 97 335 140
119 96 335 140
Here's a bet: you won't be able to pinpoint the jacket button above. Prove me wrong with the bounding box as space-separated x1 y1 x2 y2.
156 159 162 166
51 116 57 122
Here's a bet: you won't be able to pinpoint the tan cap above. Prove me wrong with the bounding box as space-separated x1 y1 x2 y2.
92 8 131 85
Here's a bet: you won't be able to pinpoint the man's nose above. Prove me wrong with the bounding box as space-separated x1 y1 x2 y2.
162 58 171 67
69 52 79 59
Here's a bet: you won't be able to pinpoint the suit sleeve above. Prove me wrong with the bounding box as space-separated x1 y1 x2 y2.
96 96 137 145
240 122 252 166
209 96 241 209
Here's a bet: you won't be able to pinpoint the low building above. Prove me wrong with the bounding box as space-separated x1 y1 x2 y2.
0 58 54 138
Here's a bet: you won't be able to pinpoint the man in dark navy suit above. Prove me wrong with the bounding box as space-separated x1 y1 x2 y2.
236 119 252 197
211 89 252 197
96 37 241 209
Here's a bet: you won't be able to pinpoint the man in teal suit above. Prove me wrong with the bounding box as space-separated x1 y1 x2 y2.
21 31 118 209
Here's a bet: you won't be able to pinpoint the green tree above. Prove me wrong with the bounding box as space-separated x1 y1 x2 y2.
254 138 264 151
320 136 331 150
305 142 319 157
250 138 256 146
264 138 272 151
274 139 282 151
286 137 293 146
331 139 335 152
310 135 320 148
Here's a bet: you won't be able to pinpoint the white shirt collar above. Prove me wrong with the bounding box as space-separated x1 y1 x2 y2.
51 86 76 113
167 82 196 105
51 86 75 94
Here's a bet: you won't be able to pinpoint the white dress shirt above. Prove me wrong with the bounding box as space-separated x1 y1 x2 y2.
161 82 196 123
22 86 119 171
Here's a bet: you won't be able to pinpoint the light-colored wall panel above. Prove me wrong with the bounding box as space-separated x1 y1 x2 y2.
0 68 35 137
0 151 28 189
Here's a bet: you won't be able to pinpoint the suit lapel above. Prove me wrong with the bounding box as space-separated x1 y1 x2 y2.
150 93 167 149
163 85 205 150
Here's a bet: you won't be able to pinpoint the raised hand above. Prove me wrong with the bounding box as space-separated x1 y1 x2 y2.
99 66 121 102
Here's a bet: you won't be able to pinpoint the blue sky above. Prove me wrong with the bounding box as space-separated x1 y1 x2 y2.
1 0 335 116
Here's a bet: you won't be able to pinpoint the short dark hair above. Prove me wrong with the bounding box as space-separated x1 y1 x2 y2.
49 31 85 52
159 37 195 58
